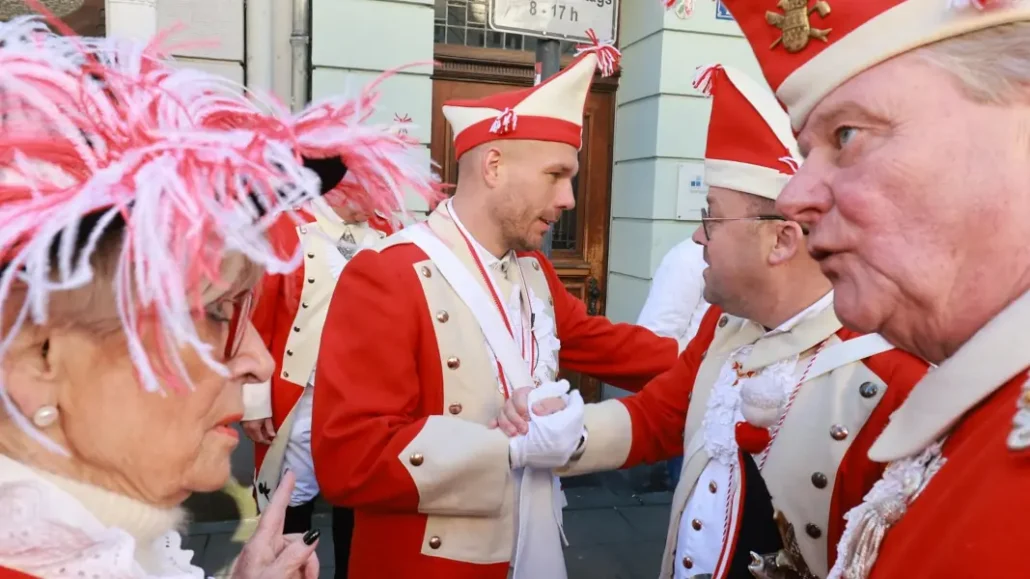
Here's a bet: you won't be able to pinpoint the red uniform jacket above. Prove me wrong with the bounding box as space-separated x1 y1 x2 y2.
619 307 928 571
312 241 678 579
250 208 394 476
822 290 1030 579
868 374 1029 578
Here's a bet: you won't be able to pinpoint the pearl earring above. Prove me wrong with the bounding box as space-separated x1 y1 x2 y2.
32 405 59 428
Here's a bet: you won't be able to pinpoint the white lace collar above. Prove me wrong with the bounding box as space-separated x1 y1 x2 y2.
0 454 205 578
0 456 184 546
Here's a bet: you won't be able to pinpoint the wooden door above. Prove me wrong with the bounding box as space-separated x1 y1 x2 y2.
64 0 106 36
0 0 107 36
431 46 616 402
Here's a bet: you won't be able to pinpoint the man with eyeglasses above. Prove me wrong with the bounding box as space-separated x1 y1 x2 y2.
493 64 930 579
241 193 394 579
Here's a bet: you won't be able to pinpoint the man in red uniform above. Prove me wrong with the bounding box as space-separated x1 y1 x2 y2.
244 193 393 578
705 0 1030 577
496 63 930 579
310 42 679 579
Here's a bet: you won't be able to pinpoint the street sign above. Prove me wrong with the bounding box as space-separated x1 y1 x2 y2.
676 161 707 220
489 0 618 44
715 0 735 20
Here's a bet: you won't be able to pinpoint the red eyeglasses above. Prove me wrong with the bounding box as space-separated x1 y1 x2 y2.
224 290 255 359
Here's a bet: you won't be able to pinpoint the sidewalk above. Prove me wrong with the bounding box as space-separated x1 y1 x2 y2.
184 466 674 579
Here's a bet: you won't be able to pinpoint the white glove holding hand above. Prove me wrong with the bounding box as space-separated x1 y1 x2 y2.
508 380 585 470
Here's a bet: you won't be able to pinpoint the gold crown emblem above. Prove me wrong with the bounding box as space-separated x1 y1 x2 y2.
766 0 833 53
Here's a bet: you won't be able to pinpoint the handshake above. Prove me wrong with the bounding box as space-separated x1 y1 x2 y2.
488 380 586 470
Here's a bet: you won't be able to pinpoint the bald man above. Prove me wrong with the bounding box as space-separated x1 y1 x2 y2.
310 51 679 579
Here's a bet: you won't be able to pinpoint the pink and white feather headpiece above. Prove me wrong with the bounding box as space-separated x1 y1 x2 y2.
0 16 329 454
104 51 448 221
64 23 446 222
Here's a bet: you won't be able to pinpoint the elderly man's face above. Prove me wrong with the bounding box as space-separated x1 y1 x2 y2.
777 51 1030 360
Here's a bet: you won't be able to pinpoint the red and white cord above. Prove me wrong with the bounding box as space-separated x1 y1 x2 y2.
757 339 830 470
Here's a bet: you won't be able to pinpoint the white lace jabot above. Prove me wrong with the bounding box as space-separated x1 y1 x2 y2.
0 454 207 579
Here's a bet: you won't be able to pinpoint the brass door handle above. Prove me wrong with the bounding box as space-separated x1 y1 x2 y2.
586 277 601 316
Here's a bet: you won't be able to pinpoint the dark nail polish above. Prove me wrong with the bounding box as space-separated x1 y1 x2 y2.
303 529 320 545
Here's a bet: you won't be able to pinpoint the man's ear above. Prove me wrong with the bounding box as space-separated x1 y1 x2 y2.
3 328 62 421
767 221 805 266
481 146 504 189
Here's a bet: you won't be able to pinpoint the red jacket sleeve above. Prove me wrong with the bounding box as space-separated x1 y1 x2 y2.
826 330 929 567
0 567 37 579
619 307 723 467
312 249 427 511
539 255 679 392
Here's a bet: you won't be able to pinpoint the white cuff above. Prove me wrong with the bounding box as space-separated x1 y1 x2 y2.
242 381 273 421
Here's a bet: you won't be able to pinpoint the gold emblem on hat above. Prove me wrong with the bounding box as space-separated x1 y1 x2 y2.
766 0 832 53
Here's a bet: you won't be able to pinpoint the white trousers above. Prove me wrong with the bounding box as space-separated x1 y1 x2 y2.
281 386 319 506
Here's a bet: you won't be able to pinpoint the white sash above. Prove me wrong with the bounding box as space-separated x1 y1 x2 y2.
401 225 567 579
806 333 895 383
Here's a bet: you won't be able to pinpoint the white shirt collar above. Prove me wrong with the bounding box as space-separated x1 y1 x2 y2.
766 291 835 337
447 198 514 268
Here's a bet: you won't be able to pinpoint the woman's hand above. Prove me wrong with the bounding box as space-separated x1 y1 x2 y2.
231 471 320 579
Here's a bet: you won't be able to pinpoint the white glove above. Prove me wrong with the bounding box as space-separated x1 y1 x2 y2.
508 380 585 470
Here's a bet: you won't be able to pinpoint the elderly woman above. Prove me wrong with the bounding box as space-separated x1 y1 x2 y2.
0 16 436 579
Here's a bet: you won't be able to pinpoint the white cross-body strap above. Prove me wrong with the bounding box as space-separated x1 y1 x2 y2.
806 333 895 383
401 225 535 389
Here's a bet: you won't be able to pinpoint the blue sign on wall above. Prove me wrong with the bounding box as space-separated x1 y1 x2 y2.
716 0 735 20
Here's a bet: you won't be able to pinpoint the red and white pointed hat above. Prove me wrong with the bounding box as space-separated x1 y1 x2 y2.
442 29 620 160
695 64 801 200
697 0 1030 130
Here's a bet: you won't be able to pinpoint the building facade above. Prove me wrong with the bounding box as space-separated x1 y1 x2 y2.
80 0 765 399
